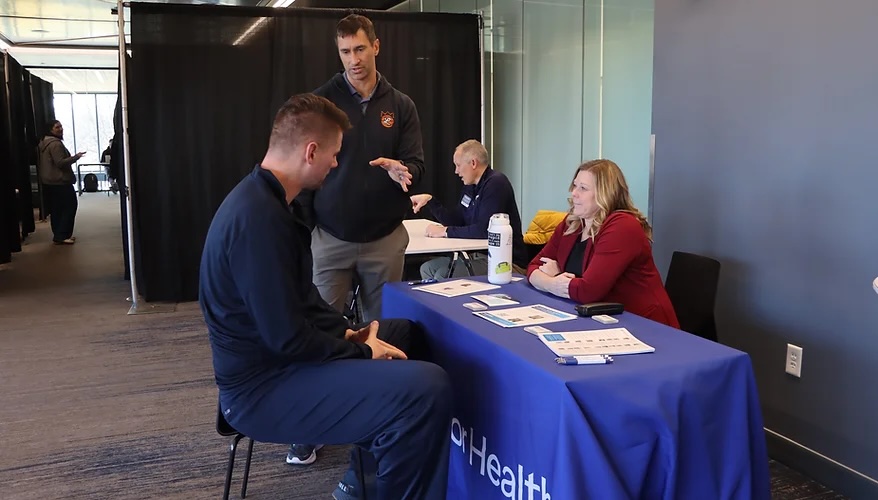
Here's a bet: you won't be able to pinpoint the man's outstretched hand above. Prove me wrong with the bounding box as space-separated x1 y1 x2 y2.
370 157 412 192
410 194 432 213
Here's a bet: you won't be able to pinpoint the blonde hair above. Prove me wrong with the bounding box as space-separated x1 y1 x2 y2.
564 159 651 240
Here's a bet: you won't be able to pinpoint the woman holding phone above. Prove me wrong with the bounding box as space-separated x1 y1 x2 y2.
38 120 85 245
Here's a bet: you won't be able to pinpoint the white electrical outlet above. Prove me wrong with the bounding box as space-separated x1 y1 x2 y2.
785 344 803 378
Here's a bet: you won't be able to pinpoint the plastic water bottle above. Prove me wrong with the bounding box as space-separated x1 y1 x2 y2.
487 213 513 284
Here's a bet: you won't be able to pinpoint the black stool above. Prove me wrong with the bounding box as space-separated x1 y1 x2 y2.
216 400 369 499
217 403 254 500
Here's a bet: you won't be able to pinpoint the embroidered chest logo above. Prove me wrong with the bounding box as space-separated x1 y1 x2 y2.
380 111 395 128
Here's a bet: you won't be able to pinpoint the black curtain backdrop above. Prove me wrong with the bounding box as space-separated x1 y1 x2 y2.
0 54 15 264
128 4 482 302
0 54 53 263
5 59 31 243
29 75 55 220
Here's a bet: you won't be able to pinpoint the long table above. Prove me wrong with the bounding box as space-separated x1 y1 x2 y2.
403 218 488 276
403 218 488 255
382 277 770 499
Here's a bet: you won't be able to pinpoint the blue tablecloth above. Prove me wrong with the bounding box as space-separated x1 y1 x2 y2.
382 277 769 500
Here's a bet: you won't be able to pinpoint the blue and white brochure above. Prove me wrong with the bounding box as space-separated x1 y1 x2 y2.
470 293 519 307
473 304 577 328
539 328 655 357
414 279 501 297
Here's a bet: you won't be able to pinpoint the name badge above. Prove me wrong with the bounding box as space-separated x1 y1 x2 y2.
460 194 472 208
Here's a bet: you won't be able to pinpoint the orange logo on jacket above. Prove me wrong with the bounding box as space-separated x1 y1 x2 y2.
380 111 395 128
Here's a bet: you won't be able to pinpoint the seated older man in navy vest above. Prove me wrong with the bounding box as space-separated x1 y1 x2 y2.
410 140 528 279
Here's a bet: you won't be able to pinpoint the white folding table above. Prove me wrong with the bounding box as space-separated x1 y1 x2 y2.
403 218 489 277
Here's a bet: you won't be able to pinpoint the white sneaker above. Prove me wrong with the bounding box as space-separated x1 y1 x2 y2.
285 444 324 465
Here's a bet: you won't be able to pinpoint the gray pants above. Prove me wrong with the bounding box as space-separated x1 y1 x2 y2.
420 253 488 280
312 224 408 322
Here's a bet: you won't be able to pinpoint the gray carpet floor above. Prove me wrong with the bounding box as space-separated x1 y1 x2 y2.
0 194 845 499
0 195 349 499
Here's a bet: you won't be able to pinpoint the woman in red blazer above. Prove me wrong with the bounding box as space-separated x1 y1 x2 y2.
527 160 680 328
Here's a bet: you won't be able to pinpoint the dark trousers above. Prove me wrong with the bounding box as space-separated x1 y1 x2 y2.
43 184 77 241
223 319 451 500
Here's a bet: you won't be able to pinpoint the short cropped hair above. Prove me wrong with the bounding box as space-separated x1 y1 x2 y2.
269 93 351 152
455 139 489 167
336 14 377 43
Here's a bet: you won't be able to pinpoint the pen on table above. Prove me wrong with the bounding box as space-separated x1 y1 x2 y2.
408 278 437 286
555 355 613 365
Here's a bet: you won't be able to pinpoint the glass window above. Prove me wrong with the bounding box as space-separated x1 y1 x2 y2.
53 94 74 142
53 92 118 186
96 94 117 162
72 94 99 161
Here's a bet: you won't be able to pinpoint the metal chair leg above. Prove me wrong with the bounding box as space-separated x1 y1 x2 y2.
445 251 459 278
241 438 254 498
223 434 243 500
460 251 476 276
349 284 362 324
355 446 368 500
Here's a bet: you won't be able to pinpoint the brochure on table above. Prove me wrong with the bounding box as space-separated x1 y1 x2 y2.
539 328 655 357
414 279 500 297
470 293 519 307
472 304 577 328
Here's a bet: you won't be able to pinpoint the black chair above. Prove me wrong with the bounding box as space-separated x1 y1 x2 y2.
525 242 545 264
216 400 370 500
664 251 721 342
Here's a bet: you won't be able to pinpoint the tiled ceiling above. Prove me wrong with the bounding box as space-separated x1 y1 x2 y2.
8 45 119 68
29 67 118 93
0 0 128 48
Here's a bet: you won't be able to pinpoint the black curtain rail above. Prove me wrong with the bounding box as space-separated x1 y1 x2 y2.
111 3 132 16
8 44 121 51
0 14 118 23
122 3 478 21
23 66 118 70
17 35 119 45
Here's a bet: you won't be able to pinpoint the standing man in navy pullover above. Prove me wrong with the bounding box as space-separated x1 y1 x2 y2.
298 14 424 323
199 94 451 500
411 140 528 279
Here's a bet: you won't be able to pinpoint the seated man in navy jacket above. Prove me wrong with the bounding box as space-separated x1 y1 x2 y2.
199 93 451 500
410 140 527 279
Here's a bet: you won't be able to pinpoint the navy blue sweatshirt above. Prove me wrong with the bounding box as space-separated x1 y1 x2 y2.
426 167 528 269
199 166 370 404
296 73 425 243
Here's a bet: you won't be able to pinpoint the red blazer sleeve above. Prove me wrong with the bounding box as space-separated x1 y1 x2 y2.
526 221 568 278
568 214 643 304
